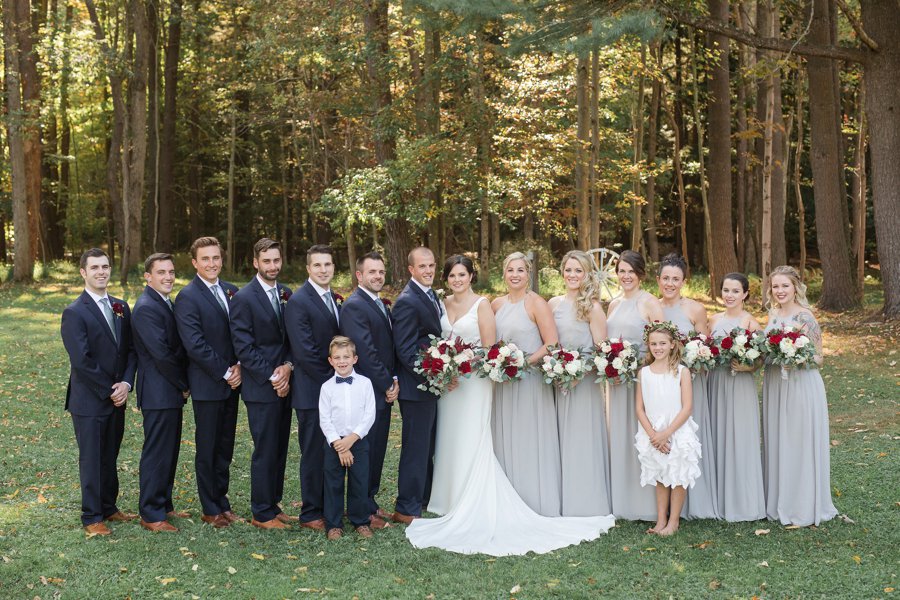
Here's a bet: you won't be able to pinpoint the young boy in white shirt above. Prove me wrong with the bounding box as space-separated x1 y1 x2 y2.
319 336 377 539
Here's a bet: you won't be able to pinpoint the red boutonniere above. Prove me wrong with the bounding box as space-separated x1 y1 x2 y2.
280 289 291 304
111 301 125 318
381 297 392 310
226 288 236 299
333 292 345 307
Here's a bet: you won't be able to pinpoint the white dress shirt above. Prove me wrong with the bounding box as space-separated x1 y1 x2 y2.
84 288 131 391
318 369 376 445
309 279 339 323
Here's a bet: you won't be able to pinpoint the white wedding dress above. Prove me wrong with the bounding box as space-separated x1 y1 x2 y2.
405 297 615 556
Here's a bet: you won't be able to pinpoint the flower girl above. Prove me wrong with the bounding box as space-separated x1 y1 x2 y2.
634 321 701 536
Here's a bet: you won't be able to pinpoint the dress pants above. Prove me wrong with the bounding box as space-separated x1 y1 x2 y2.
193 394 239 516
367 402 392 514
71 407 125 525
139 407 183 522
395 398 437 516
295 408 325 523
245 398 292 521
323 436 370 530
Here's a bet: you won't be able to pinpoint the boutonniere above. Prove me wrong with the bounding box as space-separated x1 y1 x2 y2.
333 292 345 307
280 289 291 304
226 288 236 299
434 289 446 301
381 297 392 310
111 301 125 318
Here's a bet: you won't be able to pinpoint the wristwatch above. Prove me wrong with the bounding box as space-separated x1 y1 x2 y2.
283 361 294 371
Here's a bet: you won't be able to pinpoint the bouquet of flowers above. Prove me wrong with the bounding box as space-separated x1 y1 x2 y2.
478 340 527 383
593 337 640 385
755 326 816 379
540 344 592 392
719 327 763 376
414 335 478 395
681 332 722 375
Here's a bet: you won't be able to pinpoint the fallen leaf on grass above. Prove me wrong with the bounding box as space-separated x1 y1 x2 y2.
709 580 721 590
119 567 127 573
296 588 321 593
757 561 769 567
852 555 861 564
510 584 522 593
754 529 770 536
831 440 841 446
2 556 11 563
158 578 177 585
40 576 65 585
316 551 324 557
885 587 894 593
784 525 801 530
192 564 198 571
839 514 856 524
286 554 298 560
226 567 237 575
37 493 47 503
251 553 265 560
692 540 714 549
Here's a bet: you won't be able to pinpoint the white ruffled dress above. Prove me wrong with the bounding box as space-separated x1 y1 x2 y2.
634 365 702 489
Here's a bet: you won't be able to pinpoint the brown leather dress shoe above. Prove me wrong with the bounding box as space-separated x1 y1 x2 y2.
251 518 288 530
141 519 178 532
299 518 326 531
369 515 390 529
84 522 112 536
275 512 299 523
221 510 245 523
356 525 373 538
374 507 393 520
326 528 343 540
105 510 138 522
167 510 191 519
391 512 415 525
201 514 229 528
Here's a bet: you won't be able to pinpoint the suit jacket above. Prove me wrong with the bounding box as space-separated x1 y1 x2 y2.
392 280 442 402
229 277 292 403
60 291 137 416
339 289 396 401
285 281 340 410
132 287 188 410
174 275 240 401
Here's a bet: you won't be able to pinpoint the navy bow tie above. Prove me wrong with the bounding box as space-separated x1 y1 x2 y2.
336 376 353 385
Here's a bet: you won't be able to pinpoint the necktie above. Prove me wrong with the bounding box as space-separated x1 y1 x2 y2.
100 297 117 342
336 376 353 384
323 292 337 321
427 289 442 317
376 296 388 318
211 284 228 314
165 298 174 312
268 287 282 324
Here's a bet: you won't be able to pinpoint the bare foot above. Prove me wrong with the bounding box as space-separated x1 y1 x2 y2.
646 520 667 534
657 523 679 536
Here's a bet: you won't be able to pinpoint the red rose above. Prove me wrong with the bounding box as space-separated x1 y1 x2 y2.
280 289 292 304
504 366 518 378
610 342 624 354
381 298 392 308
769 333 783 345
487 346 500 360
605 364 618 378
561 352 574 362
429 358 444 374
459 362 472 375
720 337 734 350
710 345 720 356
111 302 125 318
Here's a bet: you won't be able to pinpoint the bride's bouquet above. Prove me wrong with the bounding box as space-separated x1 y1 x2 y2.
681 332 722 375
478 340 527 383
414 335 478 395
755 325 816 379
540 344 591 393
593 337 640 385
719 327 763 376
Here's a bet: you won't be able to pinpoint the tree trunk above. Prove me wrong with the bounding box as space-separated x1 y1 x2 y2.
806 0 858 309
14 0 42 264
575 54 590 250
156 0 182 252
705 0 738 290
860 0 900 317
226 110 236 274
793 75 808 276
469 28 492 275
589 44 601 250
851 81 866 301
644 43 661 262
761 69 775 282
630 45 645 253
663 84 689 276
145 0 159 250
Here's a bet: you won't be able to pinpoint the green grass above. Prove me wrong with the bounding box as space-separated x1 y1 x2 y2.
0 267 897 599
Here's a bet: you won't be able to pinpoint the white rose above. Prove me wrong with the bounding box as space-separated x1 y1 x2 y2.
430 348 441 358
570 350 580 359
595 357 608 369
553 363 564 375
543 363 552 372
499 346 511 357
600 343 611 353
735 335 748 346
612 357 624 371
795 336 809 348
698 346 712 359
564 361 580 376
746 348 760 360
779 339 796 356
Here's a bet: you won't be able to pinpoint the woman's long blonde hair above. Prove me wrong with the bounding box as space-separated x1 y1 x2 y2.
764 265 810 310
560 250 601 322
503 251 533 274
642 321 683 376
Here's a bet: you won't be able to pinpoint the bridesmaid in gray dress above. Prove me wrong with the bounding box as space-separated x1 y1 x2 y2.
708 273 766 521
491 252 563 517
762 266 837 526
657 253 720 520
606 250 663 521
549 250 612 516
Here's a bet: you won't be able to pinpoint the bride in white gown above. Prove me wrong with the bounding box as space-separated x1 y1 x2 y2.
405 256 615 556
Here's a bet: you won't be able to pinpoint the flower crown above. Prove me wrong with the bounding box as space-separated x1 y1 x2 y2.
642 320 683 345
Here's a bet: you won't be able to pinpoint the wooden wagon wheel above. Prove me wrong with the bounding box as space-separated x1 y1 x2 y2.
587 247 623 302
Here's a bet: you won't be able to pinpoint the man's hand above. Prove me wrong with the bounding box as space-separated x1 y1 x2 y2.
226 364 242 388
271 364 291 394
110 382 130 406
385 380 399 403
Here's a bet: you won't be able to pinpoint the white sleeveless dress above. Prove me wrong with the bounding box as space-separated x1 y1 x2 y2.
405 298 615 556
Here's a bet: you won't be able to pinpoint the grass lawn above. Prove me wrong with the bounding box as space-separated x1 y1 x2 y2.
0 268 897 599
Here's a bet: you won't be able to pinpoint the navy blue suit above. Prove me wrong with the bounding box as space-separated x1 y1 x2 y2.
284 281 340 523
132 287 188 523
229 277 292 521
174 275 240 517
392 280 442 516
60 291 137 525
339 288 396 514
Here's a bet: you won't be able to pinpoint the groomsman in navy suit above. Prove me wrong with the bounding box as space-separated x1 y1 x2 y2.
339 251 398 527
391 247 443 523
284 244 342 531
174 237 242 528
229 238 295 529
61 248 138 535
132 253 190 532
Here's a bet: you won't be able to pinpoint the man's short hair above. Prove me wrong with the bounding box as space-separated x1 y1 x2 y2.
407 246 433 266
144 252 175 274
79 248 109 270
328 335 356 357
190 236 222 259
253 238 281 258
307 244 334 264
356 251 385 271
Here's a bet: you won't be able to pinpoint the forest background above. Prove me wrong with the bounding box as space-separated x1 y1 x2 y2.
2 0 899 317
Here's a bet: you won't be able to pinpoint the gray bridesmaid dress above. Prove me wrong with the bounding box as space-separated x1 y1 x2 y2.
663 303 720 519
492 298 562 517
553 298 612 516
762 313 837 526
708 315 766 521
606 293 657 520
